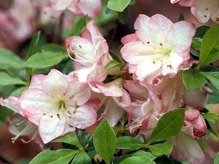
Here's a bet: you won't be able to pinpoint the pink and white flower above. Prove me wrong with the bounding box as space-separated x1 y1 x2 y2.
66 20 112 84
171 0 219 23
50 0 101 17
191 0 219 23
19 69 97 143
121 14 195 84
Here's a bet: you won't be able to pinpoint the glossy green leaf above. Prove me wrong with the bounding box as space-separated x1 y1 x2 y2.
93 118 116 164
201 69 219 90
120 151 156 164
116 136 145 150
0 49 24 69
107 0 131 12
133 151 156 160
195 26 209 38
148 143 173 156
26 31 41 58
25 52 68 69
69 16 87 36
71 151 91 164
192 37 202 51
30 149 77 164
149 109 185 143
182 69 207 91
0 72 26 86
54 133 83 149
41 44 67 53
198 25 219 68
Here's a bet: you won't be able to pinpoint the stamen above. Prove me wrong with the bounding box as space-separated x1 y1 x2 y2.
21 132 38 144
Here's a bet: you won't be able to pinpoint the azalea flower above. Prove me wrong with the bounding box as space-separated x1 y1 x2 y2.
50 0 101 17
66 20 112 84
121 14 195 84
191 0 219 23
19 69 97 143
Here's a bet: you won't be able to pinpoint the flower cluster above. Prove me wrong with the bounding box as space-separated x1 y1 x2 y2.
0 13 210 162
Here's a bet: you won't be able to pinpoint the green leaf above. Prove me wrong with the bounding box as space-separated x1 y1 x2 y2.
41 44 67 53
26 31 41 58
191 37 202 57
93 118 116 164
105 59 122 70
95 7 117 26
120 152 156 164
116 136 145 150
120 156 155 164
54 133 83 149
133 151 156 160
30 149 77 164
0 72 26 86
107 0 131 12
0 107 14 124
214 152 219 164
0 49 24 69
25 52 68 69
198 25 219 68
192 37 202 51
202 113 219 121
208 89 219 104
182 69 207 91
195 26 209 38
71 151 91 164
117 8 128 24
69 16 87 36
10 86 27 97
148 143 173 156
201 69 219 90
149 109 185 143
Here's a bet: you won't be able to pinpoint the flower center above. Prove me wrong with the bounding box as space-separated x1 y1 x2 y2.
58 100 66 110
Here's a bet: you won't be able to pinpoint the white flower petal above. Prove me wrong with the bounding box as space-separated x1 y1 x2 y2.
42 69 69 96
39 115 68 144
67 106 97 129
